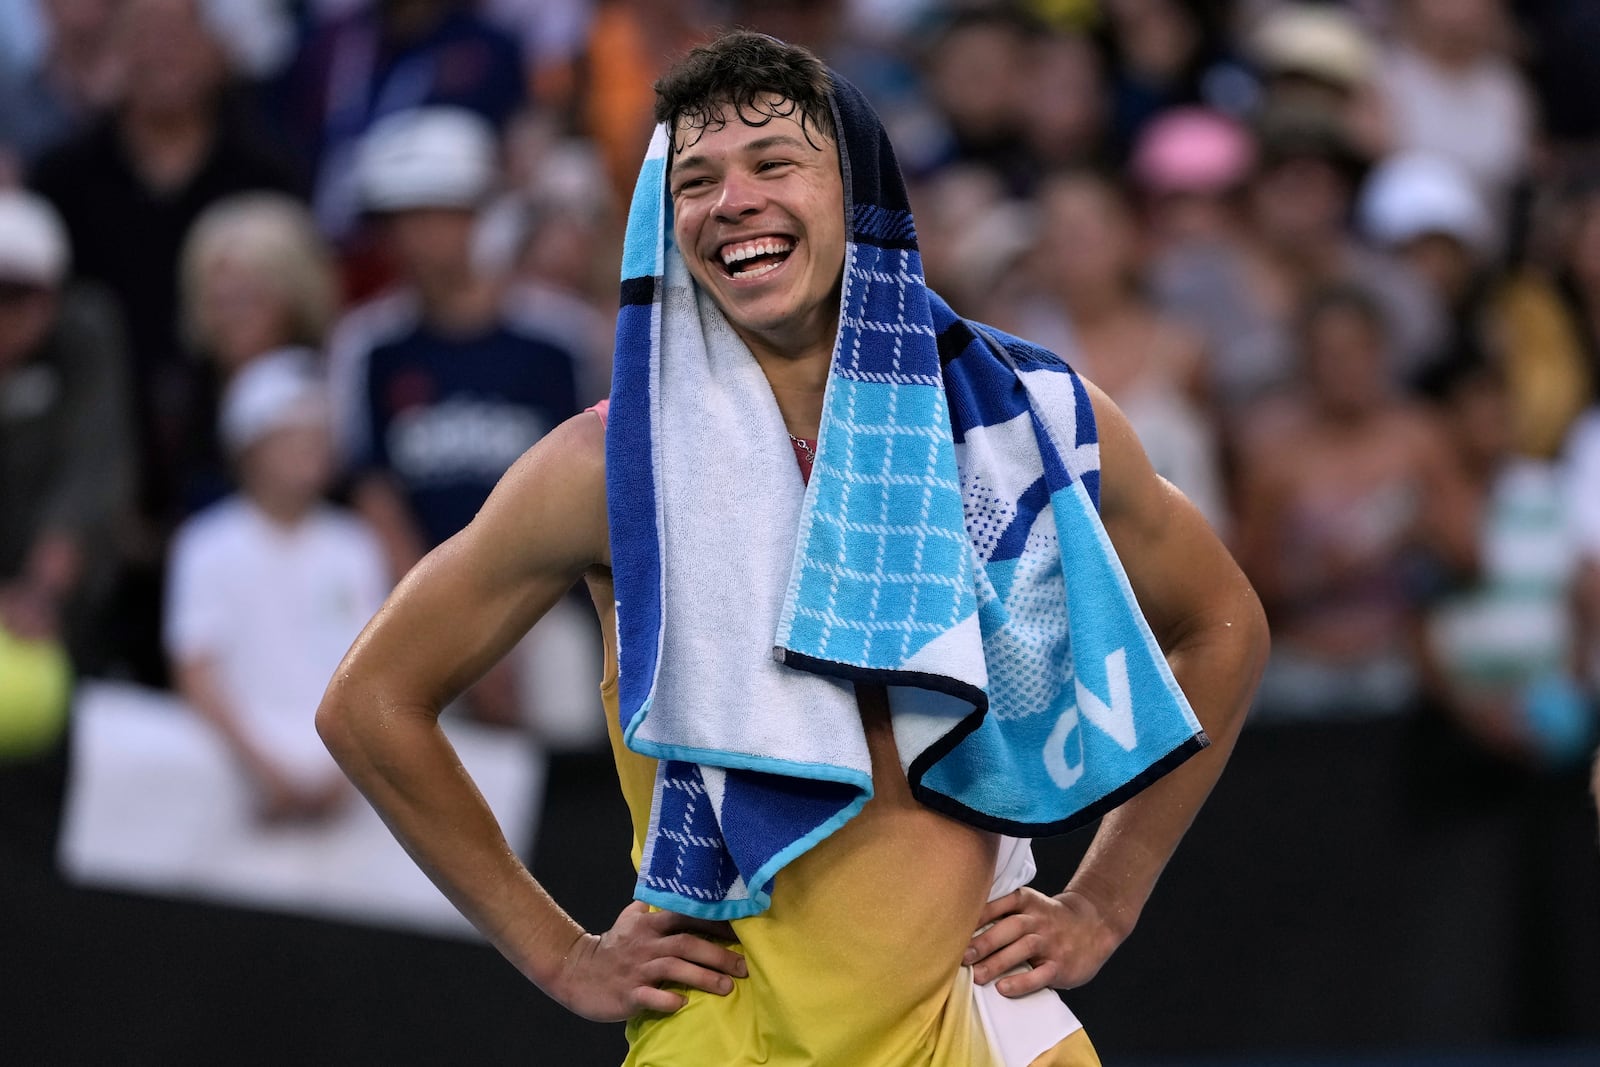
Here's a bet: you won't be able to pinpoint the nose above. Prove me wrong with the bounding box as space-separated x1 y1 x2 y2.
713 170 765 222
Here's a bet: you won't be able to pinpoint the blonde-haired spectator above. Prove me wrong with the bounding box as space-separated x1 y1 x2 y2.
180 191 338 377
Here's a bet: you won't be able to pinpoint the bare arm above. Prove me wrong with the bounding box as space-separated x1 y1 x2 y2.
317 413 745 1018
968 381 1270 994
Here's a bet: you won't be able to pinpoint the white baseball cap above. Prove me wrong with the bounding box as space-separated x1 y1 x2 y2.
1359 153 1492 254
356 107 499 213
0 190 68 287
219 347 329 455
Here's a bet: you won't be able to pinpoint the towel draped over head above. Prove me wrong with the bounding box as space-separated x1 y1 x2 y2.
606 69 1207 919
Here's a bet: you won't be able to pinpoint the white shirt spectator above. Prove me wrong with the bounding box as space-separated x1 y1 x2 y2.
164 497 389 788
1380 43 1532 242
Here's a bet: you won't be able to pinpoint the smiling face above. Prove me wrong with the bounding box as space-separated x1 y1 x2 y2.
669 98 847 364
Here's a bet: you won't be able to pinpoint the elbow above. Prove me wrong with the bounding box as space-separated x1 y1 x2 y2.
315 674 359 766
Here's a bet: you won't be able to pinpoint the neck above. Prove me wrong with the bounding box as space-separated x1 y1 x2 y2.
249 487 316 527
753 345 831 440
1411 34 1482 74
419 272 501 333
120 103 213 189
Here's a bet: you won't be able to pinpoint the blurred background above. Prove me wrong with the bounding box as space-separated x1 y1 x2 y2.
2 0 1599 1064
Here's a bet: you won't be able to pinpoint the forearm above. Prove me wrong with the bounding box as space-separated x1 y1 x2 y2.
316 683 585 990
1064 583 1267 937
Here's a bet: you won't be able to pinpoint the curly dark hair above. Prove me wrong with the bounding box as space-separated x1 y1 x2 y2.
653 31 834 156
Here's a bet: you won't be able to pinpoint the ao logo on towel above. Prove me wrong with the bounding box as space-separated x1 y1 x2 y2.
1044 648 1137 789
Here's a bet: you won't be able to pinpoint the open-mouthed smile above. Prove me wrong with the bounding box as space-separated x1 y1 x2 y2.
718 235 796 279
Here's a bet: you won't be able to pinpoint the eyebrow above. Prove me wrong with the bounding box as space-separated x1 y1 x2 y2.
672 134 813 176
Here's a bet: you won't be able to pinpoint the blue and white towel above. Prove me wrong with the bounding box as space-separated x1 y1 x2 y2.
606 73 1208 919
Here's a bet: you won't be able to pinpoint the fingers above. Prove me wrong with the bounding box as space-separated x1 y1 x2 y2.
970 929 1043 987
964 912 1032 968
630 985 689 1015
996 961 1058 998
645 955 740 997
662 932 748 978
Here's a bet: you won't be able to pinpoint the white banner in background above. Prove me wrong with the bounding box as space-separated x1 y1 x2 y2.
58 681 542 939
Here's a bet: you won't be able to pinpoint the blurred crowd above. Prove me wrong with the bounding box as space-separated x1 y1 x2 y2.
2 0 1600 815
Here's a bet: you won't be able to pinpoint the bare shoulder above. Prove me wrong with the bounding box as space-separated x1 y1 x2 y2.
1083 377 1166 528
466 409 611 574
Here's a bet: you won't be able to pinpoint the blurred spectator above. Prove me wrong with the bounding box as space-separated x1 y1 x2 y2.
1018 27 1110 176
572 0 709 200
1007 169 1230 535
908 162 1038 338
1131 105 1254 249
0 190 133 674
328 107 586 733
278 0 526 244
1236 284 1477 721
1378 0 1532 247
1423 359 1594 767
29 0 301 531
28 0 300 686
1246 2 1387 158
0 0 122 173
1360 152 1493 315
489 127 617 402
902 6 1036 195
1098 0 1244 152
175 191 341 509
1150 107 1442 414
481 0 593 109
165 351 385 824
1482 177 1600 459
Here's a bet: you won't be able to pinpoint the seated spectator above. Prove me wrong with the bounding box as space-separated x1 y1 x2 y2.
278 0 526 245
1237 285 1478 721
901 6 1036 195
0 0 122 172
328 107 589 735
1379 0 1532 247
1482 176 1600 459
1150 107 1443 416
1247 2 1386 158
164 351 387 824
0 189 133 674
1018 27 1109 176
1360 151 1596 463
489 125 617 403
1360 152 1494 316
1424 360 1594 766
176 191 340 507
28 0 304 688
1131 105 1256 253
1007 169 1229 535
1098 0 1239 154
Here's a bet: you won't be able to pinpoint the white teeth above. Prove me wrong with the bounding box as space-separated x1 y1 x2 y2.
732 259 783 278
720 237 794 266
